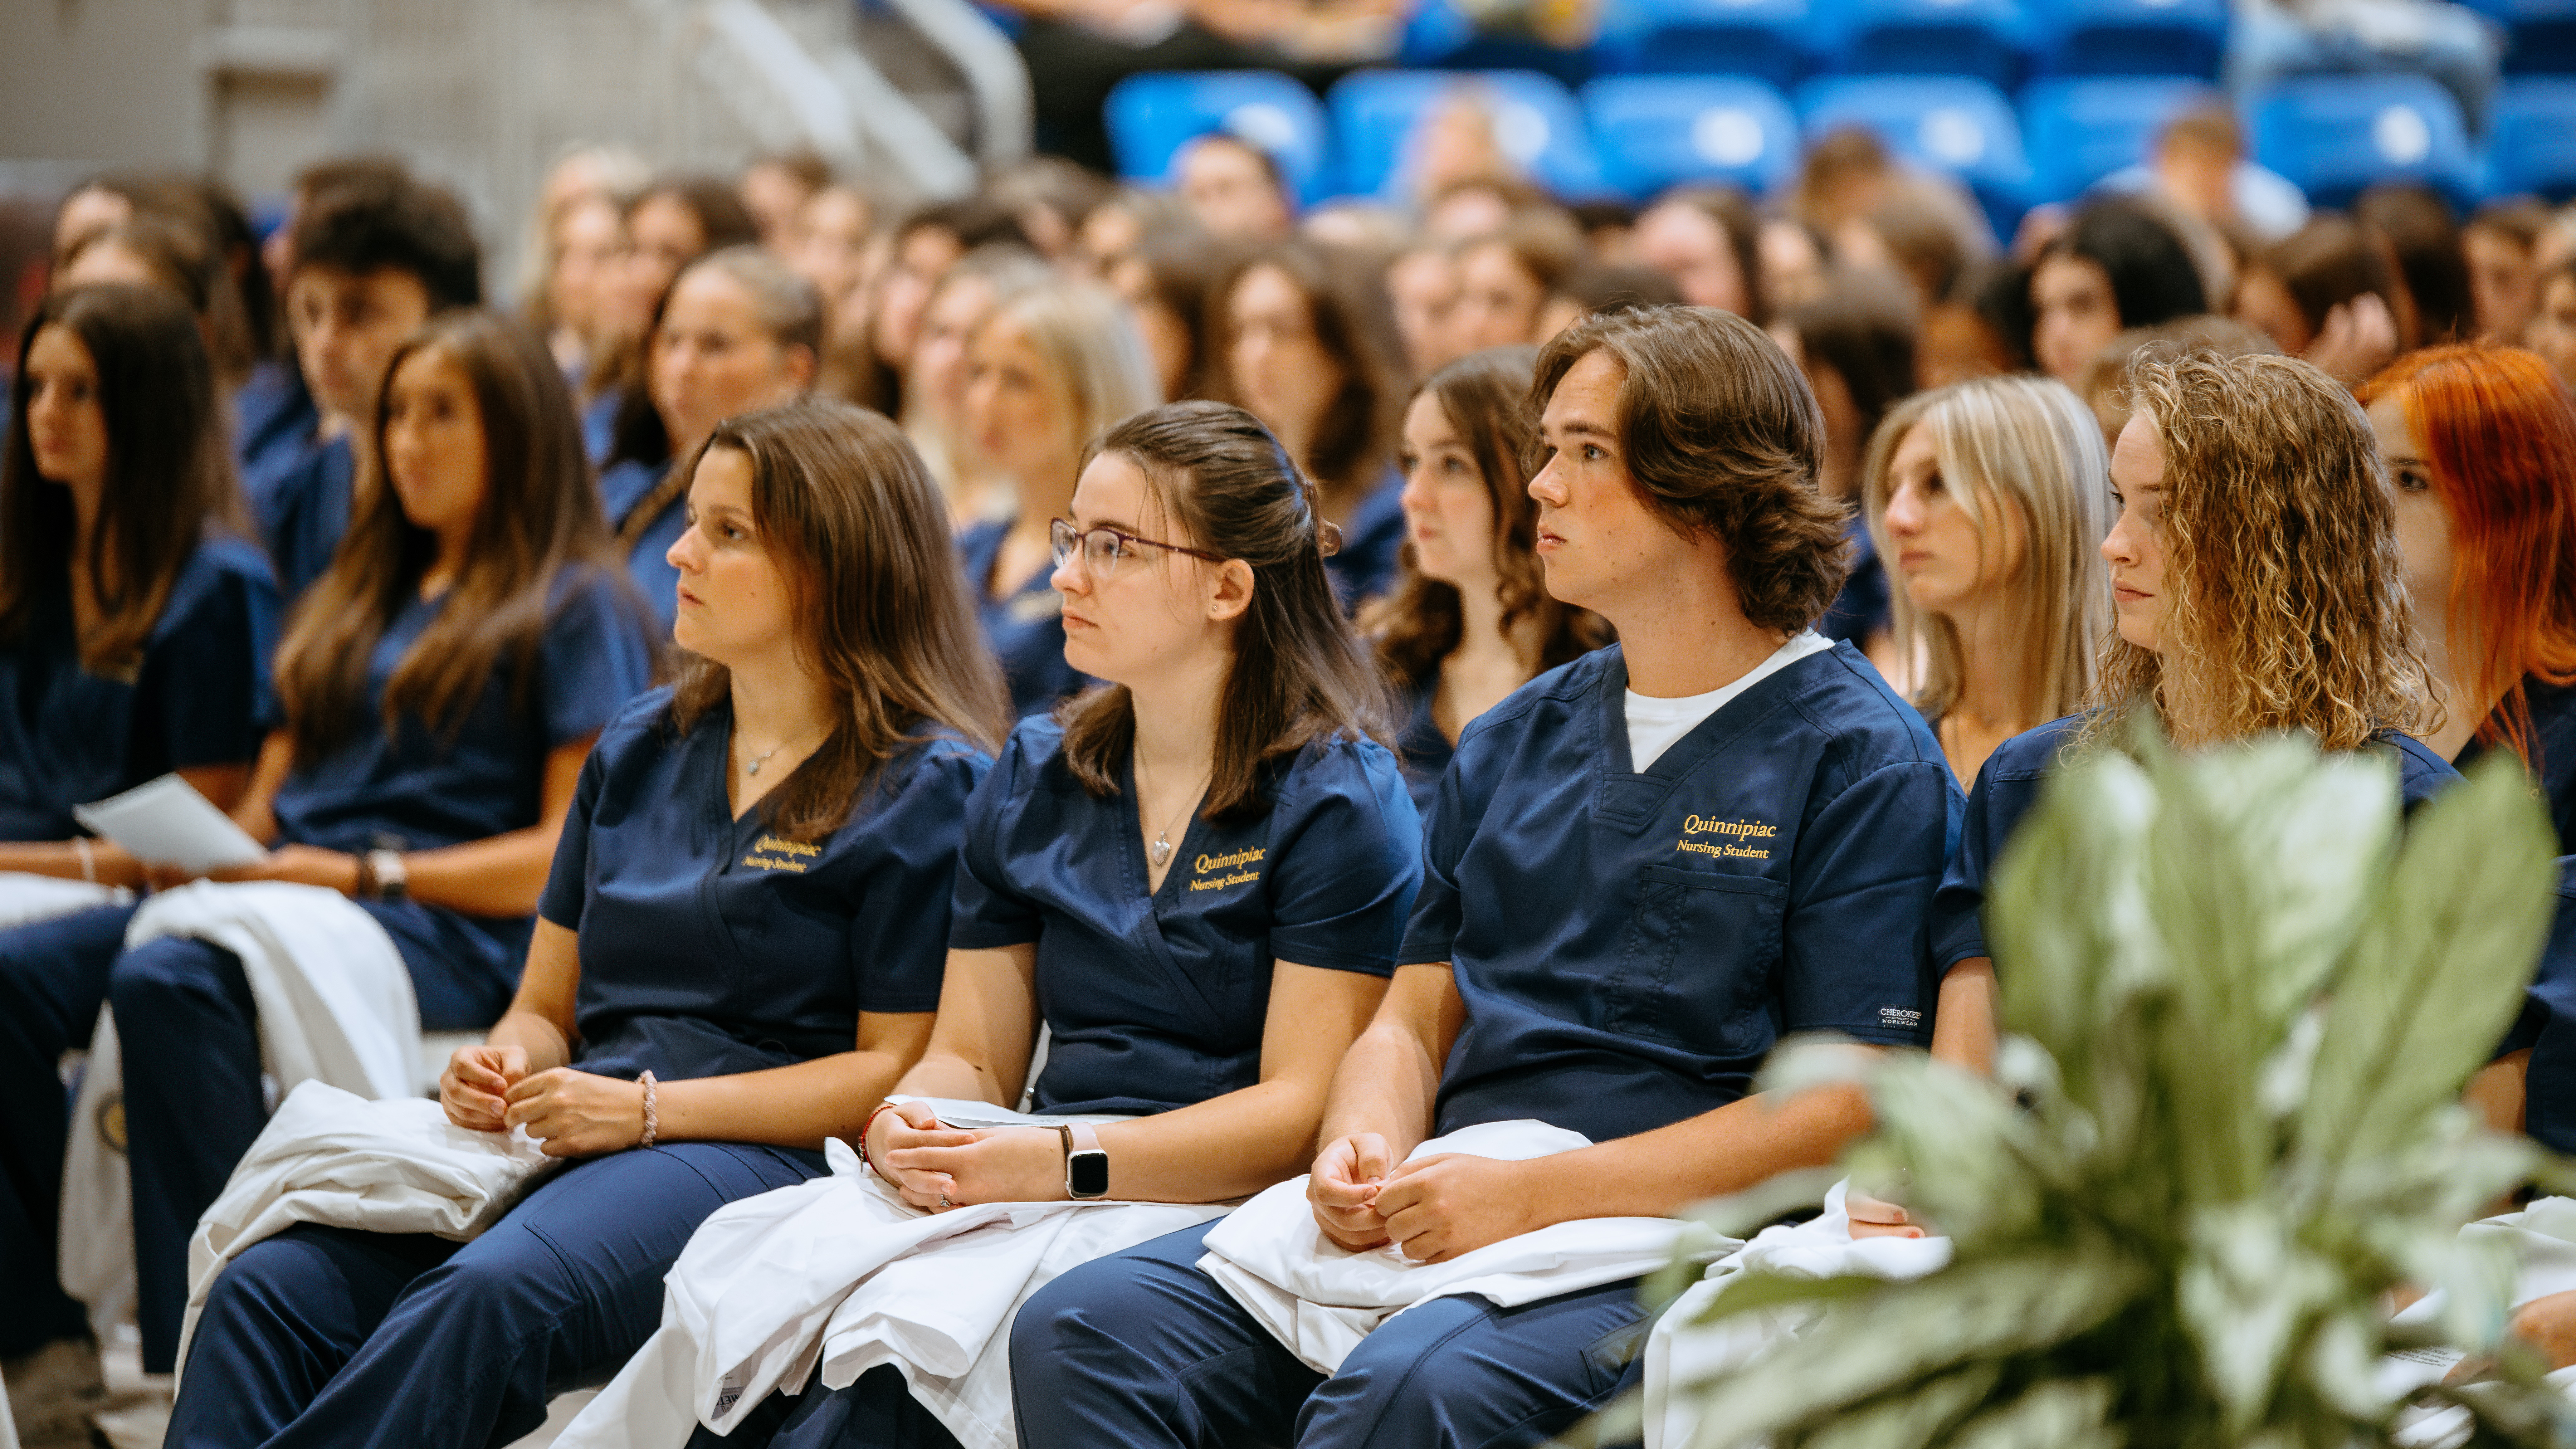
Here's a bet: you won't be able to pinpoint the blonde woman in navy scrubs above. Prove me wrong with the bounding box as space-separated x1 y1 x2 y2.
1012 306 1963 1449
166 400 1011 1448
715 400 1422 1449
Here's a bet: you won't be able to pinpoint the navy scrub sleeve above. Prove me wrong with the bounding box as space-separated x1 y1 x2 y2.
1403 642 1961 1145
2457 676 2576 854
0 536 280 840
1324 467 1406 613
959 519 1091 720
252 432 354 603
601 457 685 634
949 715 1422 1115
537 687 986 1084
232 358 317 491
1929 715 2466 975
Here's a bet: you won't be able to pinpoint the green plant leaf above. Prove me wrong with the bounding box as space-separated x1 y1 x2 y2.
1790 1364 2000 1449
1942 1378 2121 1449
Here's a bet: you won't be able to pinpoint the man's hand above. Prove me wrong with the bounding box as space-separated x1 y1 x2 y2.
1371 1154 1544 1263
1308 1133 1397 1250
440 1044 530 1130
503 1067 646 1158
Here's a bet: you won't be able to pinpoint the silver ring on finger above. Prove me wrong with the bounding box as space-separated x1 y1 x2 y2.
938 1191 952 1209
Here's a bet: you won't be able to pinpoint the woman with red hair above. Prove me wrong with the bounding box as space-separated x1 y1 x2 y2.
2367 344 2576 850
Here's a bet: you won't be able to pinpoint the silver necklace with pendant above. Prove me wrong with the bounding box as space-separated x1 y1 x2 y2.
1139 747 1208 870
741 725 821 778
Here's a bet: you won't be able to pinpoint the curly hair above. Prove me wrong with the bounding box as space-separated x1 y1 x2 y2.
1530 305 1844 633
2088 350 2431 752
1361 346 1608 685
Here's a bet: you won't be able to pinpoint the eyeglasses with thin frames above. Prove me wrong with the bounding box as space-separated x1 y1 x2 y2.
1048 518 1228 579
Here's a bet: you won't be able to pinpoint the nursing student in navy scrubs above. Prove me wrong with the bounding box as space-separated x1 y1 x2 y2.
716 400 1421 1449
1212 242 1410 610
0 285 279 1386
255 174 482 602
1858 375 2112 790
1924 351 2462 1081
4 310 653 1375
167 400 1010 1449
1013 306 1962 1449
955 280 1160 717
1361 346 1604 814
598 247 817 633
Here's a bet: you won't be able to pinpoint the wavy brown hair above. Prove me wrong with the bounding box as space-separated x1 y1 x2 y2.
2087 350 2431 752
0 285 250 677
1209 241 1408 498
667 401 1011 838
1362 346 1607 685
1060 401 1396 822
275 310 635 760
1531 305 1845 633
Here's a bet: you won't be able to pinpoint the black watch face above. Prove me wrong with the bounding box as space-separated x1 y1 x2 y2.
1069 1149 1110 1198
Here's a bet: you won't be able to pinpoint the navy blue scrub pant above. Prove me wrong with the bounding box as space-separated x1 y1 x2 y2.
0 899 511 1372
166 1141 826 1449
1007 1220 1654 1449
691 1364 964 1449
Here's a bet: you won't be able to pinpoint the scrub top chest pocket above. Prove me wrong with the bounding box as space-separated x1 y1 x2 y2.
1607 864 1787 1050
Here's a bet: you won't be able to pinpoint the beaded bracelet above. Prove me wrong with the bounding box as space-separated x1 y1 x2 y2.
638 1070 658 1149
857 1101 902 1172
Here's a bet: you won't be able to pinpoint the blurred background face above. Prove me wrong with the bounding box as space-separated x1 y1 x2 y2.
1452 241 1544 351
1633 203 1746 315
872 224 962 370
627 193 706 289
1388 249 1462 375
2530 273 2576 389
380 344 487 539
54 238 157 293
1106 257 1192 402
1398 390 1497 593
290 263 432 424
913 273 1000 433
23 324 106 490
1178 137 1290 244
1878 422 2024 618
964 314 1069 486
739 161 815 253
650 268 803 458
2233 266 2312 354
549 195 627 344
791 187 873 309
2031 253 2119 384
2465 225 2539 343
1226 263 1342 452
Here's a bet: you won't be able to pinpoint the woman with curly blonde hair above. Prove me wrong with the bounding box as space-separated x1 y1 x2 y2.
1920 349 2456 1075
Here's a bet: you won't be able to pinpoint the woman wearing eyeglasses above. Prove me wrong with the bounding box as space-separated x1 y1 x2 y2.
956 281 1161 717
624 401 1423 1449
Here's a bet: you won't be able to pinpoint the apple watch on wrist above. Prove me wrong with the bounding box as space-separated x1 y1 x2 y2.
363 849 408 903
1055 1121 1109 1199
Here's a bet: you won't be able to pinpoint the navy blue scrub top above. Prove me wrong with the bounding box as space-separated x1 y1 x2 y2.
601 457 685 635
1325 468 1407 613
583 388 621 467
950 716 1422 1116
537 688 989 1084
251 432 354 603
1394 675 1454 820
1929 714 2465 975
271 566 653 980
2456 676 2576 855
1403 642 1960 1146
233 359 317 489
1819 520 1890 648
959 519 1091 720
0 537 280 841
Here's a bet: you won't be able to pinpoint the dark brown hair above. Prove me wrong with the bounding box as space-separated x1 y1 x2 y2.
1531 305 1844 633
2358 182 2473 347
667 401 1011 838
1650 185 1769 321
628 175 760 256
275 310 634 759
1211 240 1408 495
1364 346 1607 684
1060 401 1396 820
0 285 250 675
2254 215 2396 337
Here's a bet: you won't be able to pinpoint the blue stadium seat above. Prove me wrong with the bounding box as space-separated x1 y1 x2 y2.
1102 72 1333 205
2486 79 2576 197
2249 73 2476 207
1398 0 1601 84
2460 0 2576 76
1590 0 1809 85
1812 0 2030 89
2026 0 2227 78
1580 75 1801 197
1794 74 2032 233
1326 69 1610 200
2020 76 2223 203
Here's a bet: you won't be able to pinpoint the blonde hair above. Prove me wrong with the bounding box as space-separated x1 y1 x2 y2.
2087 350 2431 752
973 281 1163 461
1861 375 2112 734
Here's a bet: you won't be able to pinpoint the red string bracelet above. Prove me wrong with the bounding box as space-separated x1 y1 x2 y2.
857 1101 903 1173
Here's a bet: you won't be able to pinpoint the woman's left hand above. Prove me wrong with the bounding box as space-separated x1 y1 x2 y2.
503 1067 647 1158
883 1125 1067 1210
148 845 359 895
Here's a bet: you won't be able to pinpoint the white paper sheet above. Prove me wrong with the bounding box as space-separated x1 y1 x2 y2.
73 773 268 874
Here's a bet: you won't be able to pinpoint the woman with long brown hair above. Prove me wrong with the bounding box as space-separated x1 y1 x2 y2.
22 308 655 1376
168 400 1008 1449
0 284 279 1398
1363 345 1604 811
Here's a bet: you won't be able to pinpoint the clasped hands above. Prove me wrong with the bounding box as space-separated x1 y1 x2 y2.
440 1045 646 1158
863 1100 1069 1211
1307 1133 1545 1264
144 844 361 894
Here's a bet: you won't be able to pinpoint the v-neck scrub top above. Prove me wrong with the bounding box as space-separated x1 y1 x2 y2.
0 536 279 841
537 689 988 1083
1403 642 1961 1146
950 716 1423 1116
1929 714 2466 976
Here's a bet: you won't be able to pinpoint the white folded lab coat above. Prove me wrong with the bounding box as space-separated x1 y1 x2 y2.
1197 1120 1723 1377
559 1098 1227 1449
0 871 131 931
172 1080 558 1384
60 881 420 1342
